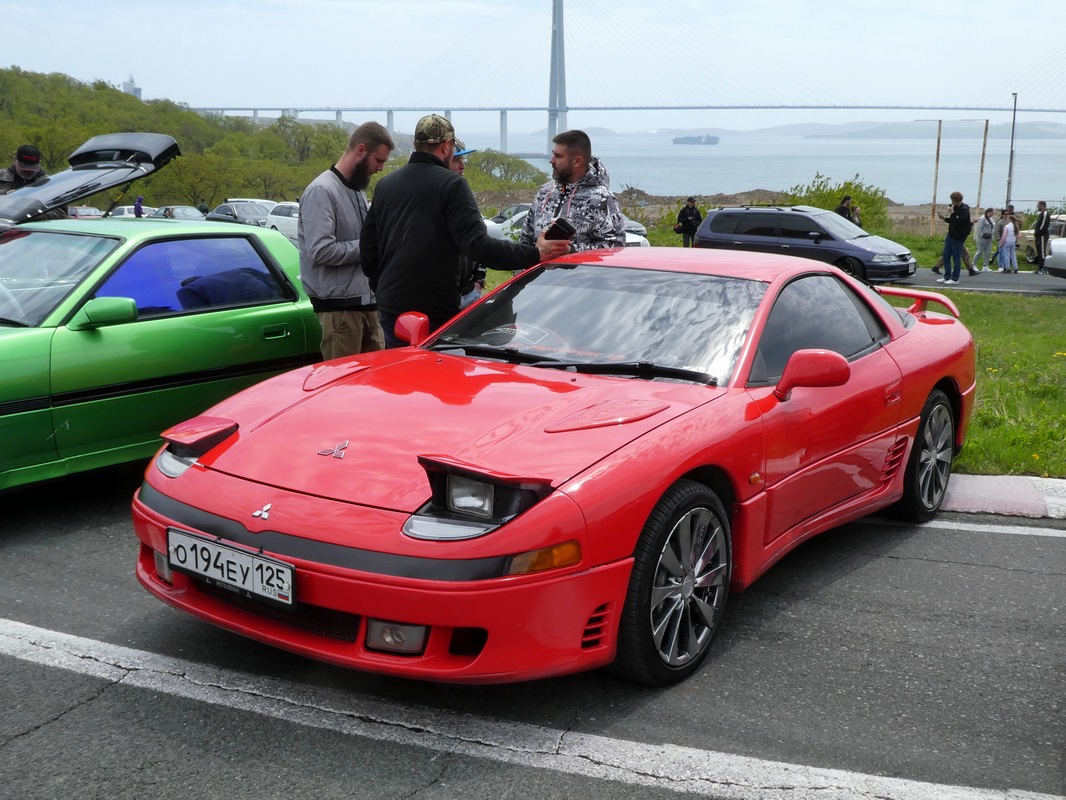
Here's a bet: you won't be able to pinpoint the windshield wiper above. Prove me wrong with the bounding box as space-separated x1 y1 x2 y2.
529 360 716 385
428 343 561 364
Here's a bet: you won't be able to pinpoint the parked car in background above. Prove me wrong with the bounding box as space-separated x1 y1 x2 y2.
0 219 321 493
622 215 647 237
226 198 278 211
265 201 299 241
1043 236 1066 279
132 247 974 686
67 206 105 219
489 203 529 224
107 205 157 218
148 205 206 221
485 208 649 247
0 131 180 230
695 205 917 282
206 202 270 227
1018 213 1065 264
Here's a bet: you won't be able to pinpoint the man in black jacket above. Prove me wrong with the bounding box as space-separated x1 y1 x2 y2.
1033 200 1051 275
677 197 702 247
362 114 569 347
937 191 971 285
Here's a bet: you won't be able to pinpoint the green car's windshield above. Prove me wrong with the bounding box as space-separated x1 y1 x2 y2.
0 229 121 326
433 264 767 385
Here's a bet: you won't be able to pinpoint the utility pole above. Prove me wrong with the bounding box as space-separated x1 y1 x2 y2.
546 0 568 154
1005 92 1017 208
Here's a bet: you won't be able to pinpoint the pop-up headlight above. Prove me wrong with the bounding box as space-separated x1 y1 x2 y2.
403 455 553 541
155 416 238 478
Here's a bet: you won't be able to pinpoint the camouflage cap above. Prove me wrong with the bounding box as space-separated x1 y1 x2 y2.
414 114 455 144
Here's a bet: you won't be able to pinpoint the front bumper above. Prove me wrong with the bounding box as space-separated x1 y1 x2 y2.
133 485 632 684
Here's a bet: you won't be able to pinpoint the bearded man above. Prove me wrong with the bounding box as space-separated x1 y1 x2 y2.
298 121 395 359
518 129 625 253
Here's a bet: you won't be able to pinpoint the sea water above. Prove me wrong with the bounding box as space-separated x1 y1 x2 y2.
472 131 1066 210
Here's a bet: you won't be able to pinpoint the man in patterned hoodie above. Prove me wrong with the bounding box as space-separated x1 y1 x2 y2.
518 130 625 253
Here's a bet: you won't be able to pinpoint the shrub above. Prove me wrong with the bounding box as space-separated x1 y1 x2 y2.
784 172 889 232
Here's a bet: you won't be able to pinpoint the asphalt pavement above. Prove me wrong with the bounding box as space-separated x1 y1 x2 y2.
892 263 1066 295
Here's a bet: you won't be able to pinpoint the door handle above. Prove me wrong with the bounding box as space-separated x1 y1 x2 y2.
261 324 290 340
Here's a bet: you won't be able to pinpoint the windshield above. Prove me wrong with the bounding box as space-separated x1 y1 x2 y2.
0 230 121 326
813 210 867 240
434 264 766 384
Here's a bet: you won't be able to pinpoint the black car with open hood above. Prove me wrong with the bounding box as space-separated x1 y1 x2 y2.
0 132 180 229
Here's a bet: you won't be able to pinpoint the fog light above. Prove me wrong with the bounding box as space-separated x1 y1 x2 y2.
366 619 427 655
154 550 173 585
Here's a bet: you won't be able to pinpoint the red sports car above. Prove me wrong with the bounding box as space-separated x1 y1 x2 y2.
133 248 975 685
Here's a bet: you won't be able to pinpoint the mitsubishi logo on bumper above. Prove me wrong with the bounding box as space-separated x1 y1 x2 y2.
318 440 350 459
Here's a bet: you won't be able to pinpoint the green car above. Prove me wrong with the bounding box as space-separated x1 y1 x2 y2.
0 218 321 491
0 131 320 491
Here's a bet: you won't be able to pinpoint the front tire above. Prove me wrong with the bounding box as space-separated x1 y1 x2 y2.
837 257 867 281
892 389 955 522
1025 245 1038 264
612 480 731 686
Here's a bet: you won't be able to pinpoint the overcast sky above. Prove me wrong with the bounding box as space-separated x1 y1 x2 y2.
9 0 1066 136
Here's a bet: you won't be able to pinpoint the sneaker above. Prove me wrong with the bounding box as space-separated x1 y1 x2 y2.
931 267 941 274
983 266 994 272
997 268 1006 272
944 279 958 284
936 277 946 283
968 270 979 276
1036 269 1048 275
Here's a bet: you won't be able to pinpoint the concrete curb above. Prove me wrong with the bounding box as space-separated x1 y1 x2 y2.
942 474 1066 519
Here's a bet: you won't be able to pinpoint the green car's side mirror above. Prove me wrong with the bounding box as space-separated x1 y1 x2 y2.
67 296 138 331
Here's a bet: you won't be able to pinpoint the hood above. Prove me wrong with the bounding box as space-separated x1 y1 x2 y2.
206 350 721 511
849 233 911 256
0 133 180 227
578 157 611 191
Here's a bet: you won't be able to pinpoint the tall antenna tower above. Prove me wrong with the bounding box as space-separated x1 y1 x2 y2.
546 0 568 151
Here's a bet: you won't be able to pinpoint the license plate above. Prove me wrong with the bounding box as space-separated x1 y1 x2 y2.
168 529 294 606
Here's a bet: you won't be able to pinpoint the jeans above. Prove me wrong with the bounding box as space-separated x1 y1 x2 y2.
972 236 993 271
942 237 964 281
1001 245 1018 272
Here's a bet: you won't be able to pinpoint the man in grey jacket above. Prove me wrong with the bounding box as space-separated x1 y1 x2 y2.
298 121 394 359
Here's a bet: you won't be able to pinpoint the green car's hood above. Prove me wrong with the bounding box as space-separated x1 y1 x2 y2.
0 133 180 228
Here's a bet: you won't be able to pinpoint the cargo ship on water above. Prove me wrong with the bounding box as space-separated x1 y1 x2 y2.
672 134 719 145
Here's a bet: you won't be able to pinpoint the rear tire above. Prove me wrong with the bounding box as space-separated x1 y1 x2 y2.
612 480 731 686
892 389 954 522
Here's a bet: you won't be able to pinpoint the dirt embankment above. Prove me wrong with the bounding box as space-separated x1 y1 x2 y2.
475 186 934 234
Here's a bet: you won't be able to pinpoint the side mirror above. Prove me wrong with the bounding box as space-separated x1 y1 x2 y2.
67 296 138 331
807 230 824 243
394 311 430 346
773 349 850 401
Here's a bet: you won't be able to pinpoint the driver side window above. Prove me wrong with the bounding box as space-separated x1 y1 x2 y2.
753 275 883 382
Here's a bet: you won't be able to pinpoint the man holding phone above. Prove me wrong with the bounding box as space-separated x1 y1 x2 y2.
519 130 626 253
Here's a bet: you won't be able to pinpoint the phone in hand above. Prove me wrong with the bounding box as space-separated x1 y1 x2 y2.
544 217 576 240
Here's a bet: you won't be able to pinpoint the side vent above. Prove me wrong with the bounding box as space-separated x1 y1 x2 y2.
881 437 909 483
581 604 612 649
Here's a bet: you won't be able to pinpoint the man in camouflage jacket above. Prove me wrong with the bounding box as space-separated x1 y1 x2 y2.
518 130 625 253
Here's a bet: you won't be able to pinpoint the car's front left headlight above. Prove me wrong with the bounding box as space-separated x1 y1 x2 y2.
871 254 899 263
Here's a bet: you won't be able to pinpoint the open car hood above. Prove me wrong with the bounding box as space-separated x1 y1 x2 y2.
0 132 180 227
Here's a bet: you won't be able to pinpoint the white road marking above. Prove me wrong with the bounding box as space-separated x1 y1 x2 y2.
866 517 1066 538
1 619 1059 800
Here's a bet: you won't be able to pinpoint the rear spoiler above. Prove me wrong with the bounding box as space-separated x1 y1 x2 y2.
876 286 961 319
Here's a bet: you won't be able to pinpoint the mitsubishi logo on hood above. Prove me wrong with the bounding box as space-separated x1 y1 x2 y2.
318 440 350 459
252 503 272 520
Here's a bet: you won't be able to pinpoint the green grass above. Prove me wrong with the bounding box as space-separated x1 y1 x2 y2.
929 290 1066 478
